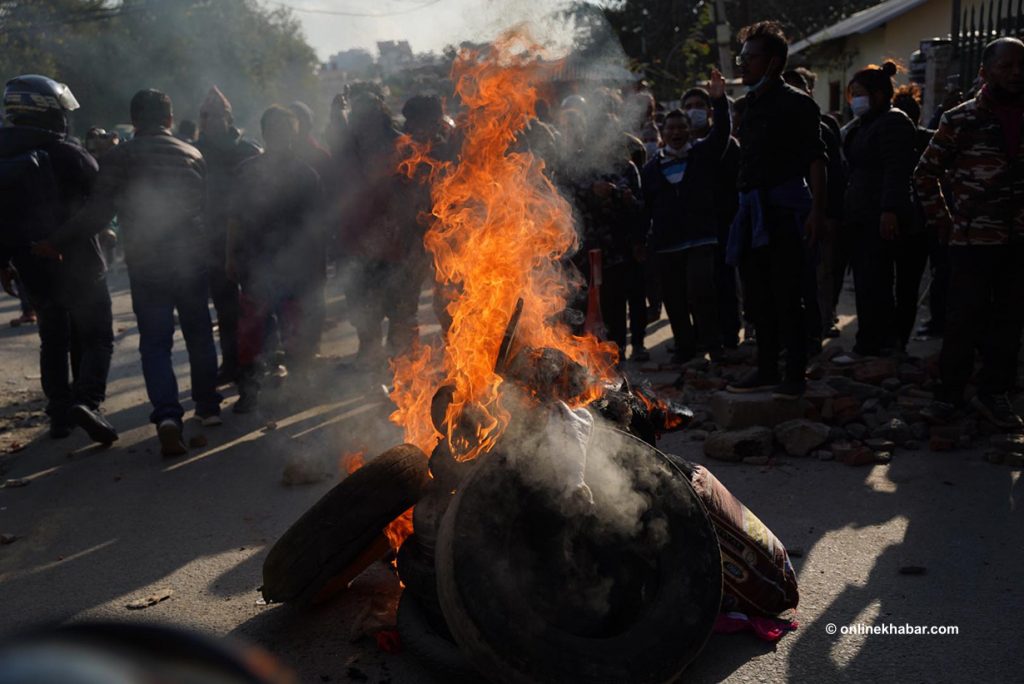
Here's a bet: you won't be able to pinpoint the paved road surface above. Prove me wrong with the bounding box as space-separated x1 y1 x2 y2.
0 269 1020 682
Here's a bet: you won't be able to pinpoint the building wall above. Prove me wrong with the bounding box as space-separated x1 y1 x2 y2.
802 0 956 116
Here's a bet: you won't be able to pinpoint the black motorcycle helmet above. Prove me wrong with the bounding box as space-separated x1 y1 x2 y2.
3 74 80 134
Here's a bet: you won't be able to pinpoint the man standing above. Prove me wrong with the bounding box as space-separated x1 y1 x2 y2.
228 106 323 413
726 21 827 399
0 75 116 443
41 89 221 456
680 85 741 349
641 69 731 365
916 38 1024 429
195 87 261 385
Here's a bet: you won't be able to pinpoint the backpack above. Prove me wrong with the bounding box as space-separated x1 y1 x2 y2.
0 148 59 252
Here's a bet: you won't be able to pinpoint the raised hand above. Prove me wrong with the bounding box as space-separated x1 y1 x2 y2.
709 68 726 99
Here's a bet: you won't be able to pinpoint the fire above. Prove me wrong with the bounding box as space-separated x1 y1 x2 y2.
383 507 414 555
389 31 618 461
339 450 365 475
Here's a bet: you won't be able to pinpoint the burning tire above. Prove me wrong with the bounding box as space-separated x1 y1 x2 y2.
397 591 480 683
261 443 429 605
434 425 721 684
396 534 444 622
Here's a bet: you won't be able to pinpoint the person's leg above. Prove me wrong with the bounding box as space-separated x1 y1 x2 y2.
626 260 648 354
893 232 929 350
34 298 74 430
740 247 781 382
924 234 950 333
977 245 1024 397
686 245 722 357
67 278 114 411
208 246 240 380
234 282 268 411
346 260 385 362
801 240 823 352
130 277 184 425
657 251 695 361
769 229 807 386
176 271 222 419
817 223 838 337
599 263 629 354
936 247 989 405
384 259 427 357
714 245 741 348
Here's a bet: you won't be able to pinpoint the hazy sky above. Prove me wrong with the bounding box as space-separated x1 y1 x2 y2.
273 0 602 60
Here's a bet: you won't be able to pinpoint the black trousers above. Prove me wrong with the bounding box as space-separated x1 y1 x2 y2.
714 245 741 348
851 225 928 354
926 234 951 330
30 276 113 421
209 238 240 374
657 245 721 360
937 244 1024 403
739 230 806 383
600 259 647 354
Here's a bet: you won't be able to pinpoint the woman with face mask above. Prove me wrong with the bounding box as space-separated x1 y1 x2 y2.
841 61 924 358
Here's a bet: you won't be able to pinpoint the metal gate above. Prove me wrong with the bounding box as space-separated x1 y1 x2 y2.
951 0 1024 91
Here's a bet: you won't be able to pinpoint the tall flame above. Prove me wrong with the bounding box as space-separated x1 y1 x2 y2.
390 31 618 461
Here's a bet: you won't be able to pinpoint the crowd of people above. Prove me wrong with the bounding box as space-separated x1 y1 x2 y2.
1 22 1022 456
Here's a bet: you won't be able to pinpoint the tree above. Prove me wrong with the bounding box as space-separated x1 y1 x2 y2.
0 0 320 135
600 0 881 100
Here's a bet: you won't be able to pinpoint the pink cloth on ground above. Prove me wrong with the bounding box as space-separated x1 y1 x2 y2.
713 611 799 642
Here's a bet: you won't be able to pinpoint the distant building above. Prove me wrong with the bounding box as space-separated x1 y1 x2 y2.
326 48 374 74
788 0 1017 121
377 40 415 76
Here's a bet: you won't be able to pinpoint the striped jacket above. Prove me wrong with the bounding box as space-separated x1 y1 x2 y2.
913 91 1024 246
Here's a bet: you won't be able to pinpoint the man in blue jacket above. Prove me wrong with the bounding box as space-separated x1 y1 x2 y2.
641 68 730 364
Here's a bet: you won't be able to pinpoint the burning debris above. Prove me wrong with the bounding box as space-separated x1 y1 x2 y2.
262 29 798 684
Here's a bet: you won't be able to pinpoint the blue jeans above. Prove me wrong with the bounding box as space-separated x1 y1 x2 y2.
129 270 221 425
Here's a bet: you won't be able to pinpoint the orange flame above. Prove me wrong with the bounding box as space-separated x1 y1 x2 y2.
339 450 365 475
389 31 618 462
384 507 414 555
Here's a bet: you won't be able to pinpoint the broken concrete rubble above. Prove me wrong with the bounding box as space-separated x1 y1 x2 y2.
773 419 831 457
703 426 773 463
710 392 809 430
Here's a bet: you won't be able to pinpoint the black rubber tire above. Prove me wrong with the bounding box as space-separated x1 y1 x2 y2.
397 592 482 683
261 443 429 605
396 535 444 622
435 425 721 684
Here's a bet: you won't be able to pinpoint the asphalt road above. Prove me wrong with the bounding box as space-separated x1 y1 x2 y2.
0 267 1020 683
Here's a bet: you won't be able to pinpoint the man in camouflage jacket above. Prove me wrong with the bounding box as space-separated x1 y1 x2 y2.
914 37 1024 429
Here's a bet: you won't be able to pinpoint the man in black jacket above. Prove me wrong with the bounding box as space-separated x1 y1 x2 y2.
0 75 116 443
726 21 827 399
641 69 731 364
195 87 262 385
39 89 221 456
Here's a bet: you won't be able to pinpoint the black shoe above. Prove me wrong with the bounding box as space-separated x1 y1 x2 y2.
70 404 118 444
726 369 780 393
157 419 188 457
49 421 73 439
971 394 1023 430
825 325 841 338
916 321 945 337
630 346 651 362
233 391 259 414
920 400 957 425
772 379 806 400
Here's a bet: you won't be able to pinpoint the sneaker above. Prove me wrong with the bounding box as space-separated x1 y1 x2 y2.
971 394 1023 430
920 400 957 425
232 392 259 414
9 313 36 327
157 419 188 457
70 404 118 445
727 369 780 393
49 420 73 439
772 379 807 400
630 346 651 362
199 413 223 427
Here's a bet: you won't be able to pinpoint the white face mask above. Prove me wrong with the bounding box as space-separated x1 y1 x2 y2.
850 95 872 118
687 109 709 130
